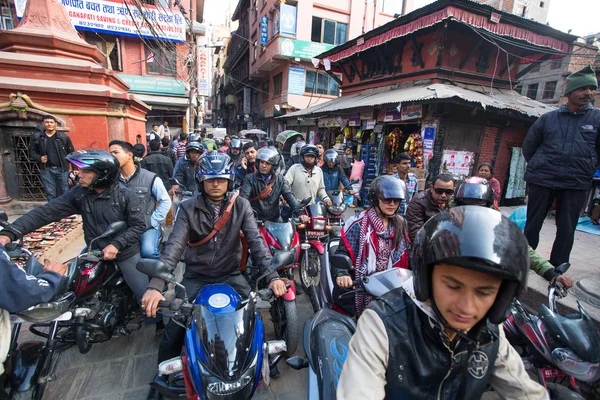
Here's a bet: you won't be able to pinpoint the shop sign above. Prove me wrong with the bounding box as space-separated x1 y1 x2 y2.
247 121 253 130
280 4 297 36
118 74 185 95
360 110 374 120
401 104 423 120
362 120 376 130
260 16 269 45
243 87 251 114
336 117 349 129
384 108 402 122
288 66 305 95
280 39 334 61
16 0 186 42
318 117 340 128
198 49 210 96
422 126 435 151
443 150 474 177
265 107 274 118
349 112 361 127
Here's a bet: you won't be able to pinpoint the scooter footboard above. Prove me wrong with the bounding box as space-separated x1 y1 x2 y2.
304 309 357 398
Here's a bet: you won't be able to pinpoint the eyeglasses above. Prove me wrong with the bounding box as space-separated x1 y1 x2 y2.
434 188 455 195
380 198 401 205
209 178 229 184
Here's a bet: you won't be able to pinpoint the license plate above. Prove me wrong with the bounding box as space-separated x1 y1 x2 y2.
541 367 566 379
307 231 326 237
9 311 73 324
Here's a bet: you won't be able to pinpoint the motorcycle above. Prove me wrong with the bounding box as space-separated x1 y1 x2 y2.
6 220 143 399
286 250 412 399
503 263 600 398
137 253 294 399
326 179 359 239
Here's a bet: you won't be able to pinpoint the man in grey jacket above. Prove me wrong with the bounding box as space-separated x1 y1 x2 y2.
523 65 600 267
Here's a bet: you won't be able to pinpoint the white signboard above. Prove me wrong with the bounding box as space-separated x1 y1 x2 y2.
16 0 186 43
197 48 210 96
443 150 474 177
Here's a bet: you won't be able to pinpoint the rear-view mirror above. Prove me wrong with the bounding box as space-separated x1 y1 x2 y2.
99 221 127 239
555 263 570 275
136 259 175 282
330 253 353 271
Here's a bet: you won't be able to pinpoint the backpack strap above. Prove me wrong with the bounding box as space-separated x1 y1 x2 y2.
249 181 275 201
188 193 239 247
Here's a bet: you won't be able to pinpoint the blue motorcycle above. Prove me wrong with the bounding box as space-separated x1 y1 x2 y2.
136 252 294 399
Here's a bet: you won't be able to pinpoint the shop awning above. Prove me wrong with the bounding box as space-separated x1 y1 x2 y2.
279 83 556 120
135 94 189 109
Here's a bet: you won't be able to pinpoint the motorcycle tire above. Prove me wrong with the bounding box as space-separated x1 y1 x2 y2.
282 300 299 356
75 317 92 354
299 250 321 291
546 383 585 400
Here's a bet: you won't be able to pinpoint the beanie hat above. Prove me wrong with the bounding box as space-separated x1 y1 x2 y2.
564 65 598 95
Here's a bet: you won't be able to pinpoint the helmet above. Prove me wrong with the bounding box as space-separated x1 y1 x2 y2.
66 150 120 190
412 206 529 324
196 151 234 191
367 175 406 205
266 138 274 147
295 141 306 153
188 133 201 142
186 141 204 156
230 138 243 150
455 177 494 207
300 144 319 158
256 147 280 167
323 149 339 165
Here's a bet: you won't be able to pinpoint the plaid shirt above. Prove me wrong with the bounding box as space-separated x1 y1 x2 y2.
398 173 419 217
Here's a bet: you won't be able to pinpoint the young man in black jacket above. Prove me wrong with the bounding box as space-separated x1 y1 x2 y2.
141 139 174 191
0 150 148 300
28 115 75 201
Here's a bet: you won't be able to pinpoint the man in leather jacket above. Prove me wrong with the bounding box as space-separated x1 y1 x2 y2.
141 152 286 400
337 207 547 399
240 147 309 223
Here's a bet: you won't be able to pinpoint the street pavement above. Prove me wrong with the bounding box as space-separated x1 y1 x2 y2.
17 206 599 399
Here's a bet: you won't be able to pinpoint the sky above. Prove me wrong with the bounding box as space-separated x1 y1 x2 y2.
203 0 240 28
411 0 600 37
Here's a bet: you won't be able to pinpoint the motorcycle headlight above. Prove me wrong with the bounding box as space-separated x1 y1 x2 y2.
207 375 252 395
312 219 326 230
328 206 345 215
551 348 600 382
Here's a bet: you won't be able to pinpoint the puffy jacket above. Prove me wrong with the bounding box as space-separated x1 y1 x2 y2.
337 282 547 399
28 130 75 171
322 164 352 191
405 189 447 242
141 151 174 191
1 184 146 260
523 104 600 190
240 173 301 221
173 157 198 193
148 193 277 290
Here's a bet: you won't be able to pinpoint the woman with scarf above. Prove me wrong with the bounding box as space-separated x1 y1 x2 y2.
333 175 410 317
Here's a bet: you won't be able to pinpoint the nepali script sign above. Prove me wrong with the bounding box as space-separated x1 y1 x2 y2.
15 0 186 43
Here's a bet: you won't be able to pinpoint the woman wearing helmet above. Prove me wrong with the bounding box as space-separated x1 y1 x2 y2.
332 175 409 317
337 206 547 399
454 177 574 288
322 149 355 193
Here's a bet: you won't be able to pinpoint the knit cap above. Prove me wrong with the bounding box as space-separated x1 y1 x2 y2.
564 65 597 95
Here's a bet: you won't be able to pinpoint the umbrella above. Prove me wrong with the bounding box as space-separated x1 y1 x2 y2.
246 129 268 136
276 130 304 144
238 130 248 137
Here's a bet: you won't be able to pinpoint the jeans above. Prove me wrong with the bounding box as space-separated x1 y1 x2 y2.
157 271 251 364
40 168 69 201
140 227 162 259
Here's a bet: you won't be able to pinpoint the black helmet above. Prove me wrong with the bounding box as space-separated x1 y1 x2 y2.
455 177 494 207
196 151 234 191
412 206 529 324
323 149 339 165
368 175 406 204
295 141 306 154
186 141 204 157
266 138 274 147
230 138 243 150
300 144 319 158
66 150 119 190
188 133 201 142
256 147 280 167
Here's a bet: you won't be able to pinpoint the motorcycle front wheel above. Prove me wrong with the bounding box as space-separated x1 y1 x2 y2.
299 249 321 291
271 298 299 356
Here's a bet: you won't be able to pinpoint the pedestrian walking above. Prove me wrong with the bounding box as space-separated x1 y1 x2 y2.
523 64 600 266
28 114 75 201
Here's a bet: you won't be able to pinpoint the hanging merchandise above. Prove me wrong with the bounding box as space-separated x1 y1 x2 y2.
385 128 403 161
335 133 344 144
344 127 351 139
404 132 424 168
375 133 385 176
355 129 363 141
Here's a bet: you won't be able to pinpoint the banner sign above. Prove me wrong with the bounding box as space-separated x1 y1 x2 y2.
197 49 209 96
401 104 423 120
443 150 474 177
280 39 334 60
243 87 251 114
260 16 269 45
118 74 185 95
288 66 305 95
16 0 186 42
279 4 297 36
384 108 402 122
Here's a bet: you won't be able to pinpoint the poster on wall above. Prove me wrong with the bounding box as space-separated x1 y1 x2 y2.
401 104 423 120
288 66 305 95
442 150 474 177
279 4 297 36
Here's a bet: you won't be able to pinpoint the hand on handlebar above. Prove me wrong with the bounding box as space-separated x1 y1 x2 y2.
102 244 119 260
268 279 287 297
336 276 354 289
556 275 573 289
323 199 332 207
299 215 310 224
0 235 11 246
141 289 165 318
43 259 67 276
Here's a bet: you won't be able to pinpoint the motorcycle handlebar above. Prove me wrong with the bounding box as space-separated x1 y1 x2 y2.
258 281 292 300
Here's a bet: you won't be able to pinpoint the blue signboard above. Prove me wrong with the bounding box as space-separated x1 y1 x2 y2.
288 66 305 95
280 4 297 37
260 16 269 45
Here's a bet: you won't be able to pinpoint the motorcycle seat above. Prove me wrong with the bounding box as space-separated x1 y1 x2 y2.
539 304 600 363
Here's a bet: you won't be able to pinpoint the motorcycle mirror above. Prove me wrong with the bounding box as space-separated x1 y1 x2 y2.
286 356 309 370
136 259 175 282
330 253 353 271
555 263 570 275
0 209 7 223
98 221 127 239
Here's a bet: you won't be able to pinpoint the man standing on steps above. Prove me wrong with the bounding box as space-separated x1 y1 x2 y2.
29 114 75 201
523 65 600 267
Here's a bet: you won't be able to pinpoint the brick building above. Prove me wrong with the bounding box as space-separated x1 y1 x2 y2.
280 0 576 205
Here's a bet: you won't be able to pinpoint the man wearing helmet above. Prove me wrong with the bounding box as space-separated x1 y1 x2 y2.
285 144 331 206
337 207 547 399
322 149 355 193
285 140 306 170
0 150 148 299
141 152 286 397
170 142 204 216
454 177 573 288
333 175 409 317
240 147 310 223
227 137 244 167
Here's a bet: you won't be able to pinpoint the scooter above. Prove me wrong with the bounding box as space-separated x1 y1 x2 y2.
286 251 412 399
137 252 295 399
503 263 600 398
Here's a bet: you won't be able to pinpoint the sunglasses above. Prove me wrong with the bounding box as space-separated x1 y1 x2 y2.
380 198 401 205
434 188 454 195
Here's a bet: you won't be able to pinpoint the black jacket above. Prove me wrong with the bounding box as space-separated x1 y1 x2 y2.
141 151 174 191
285 154 301 171
149 193 277 289
28 130 75 171
405 190 447 242
523 104 600 190
173 157 198 193
1 184 146 260
240 173 300 221
161 148 177 167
